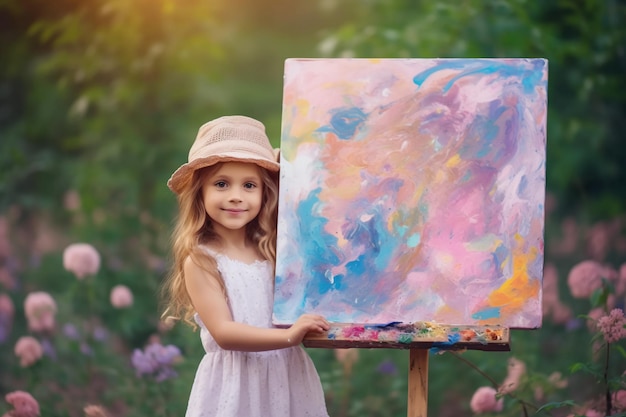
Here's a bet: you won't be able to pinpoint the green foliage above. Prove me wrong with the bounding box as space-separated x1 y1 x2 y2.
319 0 626 221
536 400 577 413
1 0 626 416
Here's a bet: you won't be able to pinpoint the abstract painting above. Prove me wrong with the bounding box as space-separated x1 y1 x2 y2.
273 58 547 329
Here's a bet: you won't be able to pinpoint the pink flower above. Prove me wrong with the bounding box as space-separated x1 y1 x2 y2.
567 260 613 299
23 292 57 332
551 302 573 325
470 386 504 414
550 217 578 255
597 308 626 343
541 264 574 325
547 371 568 389
499 357 526 394
0 267 17 290
3 390 40 417
542 263 559 312
14 336 43 367
110 285 133 309
83 405 108 417
0 293 15 343
586 307 605 332
63 243 100 279
586 222 610 261
613 390 626 411
544 192 557 215
63 190 81 211
616 263 626 296
0 293 14 317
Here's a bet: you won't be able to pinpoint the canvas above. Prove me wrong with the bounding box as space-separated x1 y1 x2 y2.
273 58 547 329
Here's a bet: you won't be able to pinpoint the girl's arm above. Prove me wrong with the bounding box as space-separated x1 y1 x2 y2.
184 256 329 352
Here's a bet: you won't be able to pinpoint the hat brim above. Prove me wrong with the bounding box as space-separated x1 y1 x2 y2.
167 152 280 194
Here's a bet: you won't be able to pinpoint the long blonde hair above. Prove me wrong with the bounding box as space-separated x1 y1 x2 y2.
160 162 279 328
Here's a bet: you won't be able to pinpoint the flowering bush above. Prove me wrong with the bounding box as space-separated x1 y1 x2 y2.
597 309 626 344
470 387 503 413
131 342 182 382
3 391 40 417
2 195 626 417
62 243 101 279
23 292 57 333
109 285 133 309
13 336 43 368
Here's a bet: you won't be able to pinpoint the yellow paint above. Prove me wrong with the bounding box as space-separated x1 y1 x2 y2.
465 235 503 252
445 154 462 168
282 100 323 161
434 169 447 183
387 211 400 232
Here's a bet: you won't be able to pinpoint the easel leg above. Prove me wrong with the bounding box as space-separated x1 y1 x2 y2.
408 349 429 417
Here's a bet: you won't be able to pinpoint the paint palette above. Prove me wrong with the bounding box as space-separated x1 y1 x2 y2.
273 58 547 332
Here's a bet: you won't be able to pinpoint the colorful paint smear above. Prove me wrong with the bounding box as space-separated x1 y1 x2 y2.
273 58 547 329
302 322 509 352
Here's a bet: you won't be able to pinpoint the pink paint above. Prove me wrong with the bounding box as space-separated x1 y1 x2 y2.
274 58 547 329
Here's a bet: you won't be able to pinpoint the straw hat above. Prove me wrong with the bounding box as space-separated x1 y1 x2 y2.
167 115 280 194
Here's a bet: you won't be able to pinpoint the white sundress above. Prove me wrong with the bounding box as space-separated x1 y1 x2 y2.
184 249 329 417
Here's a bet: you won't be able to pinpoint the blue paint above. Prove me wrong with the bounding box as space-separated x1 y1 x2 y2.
395 224 409 237
346 256 367 276
413 60 470 88
364 321 403 330
472 307 501 320
407 233 421 248
370 214 396 271
317 107 367 139
413 59 546 95
461 105 507 160
296 189 342 296
493 243 509 272
429 332 462 353
517 174 528 196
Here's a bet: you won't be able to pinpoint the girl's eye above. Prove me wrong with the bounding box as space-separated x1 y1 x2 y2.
215 181 227 188
244 182 257 189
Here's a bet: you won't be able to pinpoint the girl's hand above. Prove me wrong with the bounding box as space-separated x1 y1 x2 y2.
287 314 330 346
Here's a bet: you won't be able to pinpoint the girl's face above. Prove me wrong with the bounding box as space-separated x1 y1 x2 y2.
201 162 264 238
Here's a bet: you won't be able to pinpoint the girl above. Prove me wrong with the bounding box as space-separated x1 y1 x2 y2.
161 115 330 417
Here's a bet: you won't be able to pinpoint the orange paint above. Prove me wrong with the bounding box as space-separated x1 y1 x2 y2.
487 235 540 315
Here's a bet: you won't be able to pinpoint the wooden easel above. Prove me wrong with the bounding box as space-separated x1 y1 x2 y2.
304 322 510 417
408 349 429 417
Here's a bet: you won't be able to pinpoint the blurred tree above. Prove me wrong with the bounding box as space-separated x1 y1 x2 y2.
317 0 626 221
0 0 342 245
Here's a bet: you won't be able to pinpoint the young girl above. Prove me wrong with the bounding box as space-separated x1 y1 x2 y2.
161 115 330 417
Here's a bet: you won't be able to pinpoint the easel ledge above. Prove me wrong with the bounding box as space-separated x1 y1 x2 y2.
303 322 510 351
302 322 511 416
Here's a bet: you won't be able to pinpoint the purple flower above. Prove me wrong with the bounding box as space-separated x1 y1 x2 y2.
376 359 398 375
63 323 80 340
40 338 57 360
92 326 109 342
0 293 14 344
131 342 182 382
0 314 11 344
80 342 94 356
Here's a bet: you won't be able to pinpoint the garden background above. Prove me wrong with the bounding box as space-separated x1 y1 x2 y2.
1 0 625 416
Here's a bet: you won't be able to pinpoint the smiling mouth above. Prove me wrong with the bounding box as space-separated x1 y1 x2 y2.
223 208 246 213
